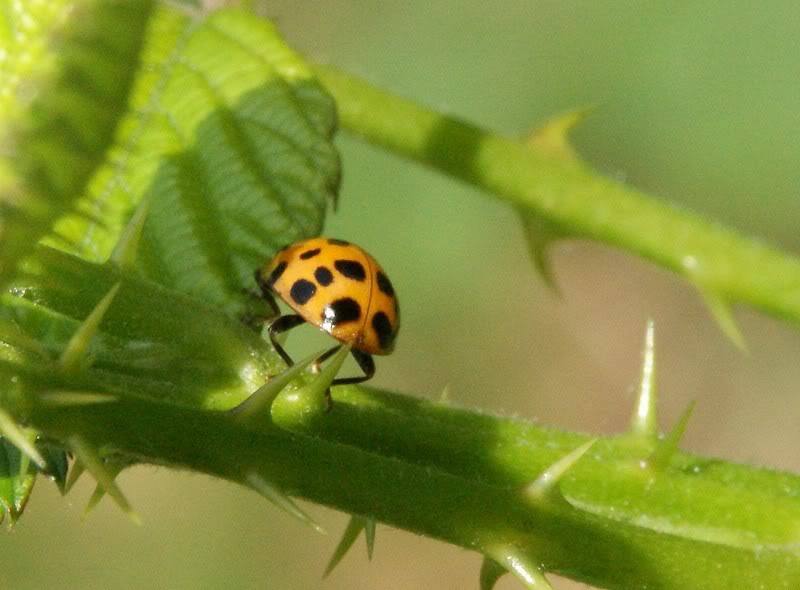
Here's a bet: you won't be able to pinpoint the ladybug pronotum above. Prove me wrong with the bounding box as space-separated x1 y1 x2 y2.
255 237 399 398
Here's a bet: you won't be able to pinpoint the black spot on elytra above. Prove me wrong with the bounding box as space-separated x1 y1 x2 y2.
290 279 316 305
299 248 321 260
328 238 350 246
372 312 394 350
327 298 361 325
268 261 288 285
334 259 366 281
314 266 334 286
376 271 394 296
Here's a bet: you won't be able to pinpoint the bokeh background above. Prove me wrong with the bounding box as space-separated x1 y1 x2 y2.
3 1 800 588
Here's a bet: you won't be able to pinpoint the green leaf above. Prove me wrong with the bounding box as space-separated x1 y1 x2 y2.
0 437 35 526
53 8 339 313
38 442 69 494
0 436 66 524
0 0 154 289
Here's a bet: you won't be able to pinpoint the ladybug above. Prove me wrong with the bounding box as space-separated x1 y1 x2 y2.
255 237 399 394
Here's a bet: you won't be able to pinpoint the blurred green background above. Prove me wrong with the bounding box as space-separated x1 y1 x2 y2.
3 2 800 589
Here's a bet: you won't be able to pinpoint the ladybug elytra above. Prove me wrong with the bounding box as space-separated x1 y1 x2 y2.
255 237 399 395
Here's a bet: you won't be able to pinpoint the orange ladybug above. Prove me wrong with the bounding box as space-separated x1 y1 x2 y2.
255 237 399 391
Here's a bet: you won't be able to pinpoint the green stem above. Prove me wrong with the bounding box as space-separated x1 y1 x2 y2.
313 64 800 327
2 248 799 589
16 382 800 589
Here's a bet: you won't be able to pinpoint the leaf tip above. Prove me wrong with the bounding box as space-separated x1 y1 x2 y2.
109 196 151 270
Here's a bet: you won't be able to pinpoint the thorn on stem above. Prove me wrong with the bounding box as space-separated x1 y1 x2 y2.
0 410 45 469
38 390 117 407
525 439 596 505
59 283 121 372
69 435 140 525
479 556 507 590
698 288 747 351
517 212 564 295
484 545 553 589
526 106 595 160
629 319 658 439
229 349 322 421
65 457 86 494
364 517 376 560
644 400 697 472
324 515 372 577
246 472 325 534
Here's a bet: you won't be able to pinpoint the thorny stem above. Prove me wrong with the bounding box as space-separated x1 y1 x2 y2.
313 64 800 331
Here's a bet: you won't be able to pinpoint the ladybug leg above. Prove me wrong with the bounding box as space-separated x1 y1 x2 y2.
268 314 305 366
331 350 375 387
240 271 280 329
253 269 281 319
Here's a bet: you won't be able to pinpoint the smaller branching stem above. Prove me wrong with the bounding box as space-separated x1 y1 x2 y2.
313 64 800 331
